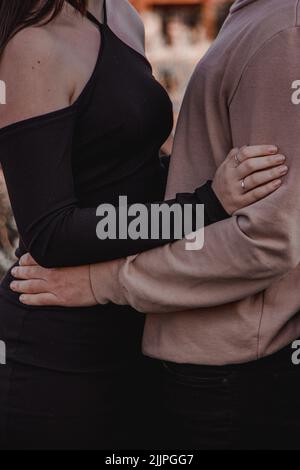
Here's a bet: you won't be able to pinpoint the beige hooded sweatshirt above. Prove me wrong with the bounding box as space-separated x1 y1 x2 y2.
90 0 300 365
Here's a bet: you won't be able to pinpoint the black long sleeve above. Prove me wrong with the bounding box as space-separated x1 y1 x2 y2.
160 156 229 228
0 111 229 268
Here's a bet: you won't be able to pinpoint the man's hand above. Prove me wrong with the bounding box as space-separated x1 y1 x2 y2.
10 253 98 307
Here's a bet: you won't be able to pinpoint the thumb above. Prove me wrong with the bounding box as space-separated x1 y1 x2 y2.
19 253 38 267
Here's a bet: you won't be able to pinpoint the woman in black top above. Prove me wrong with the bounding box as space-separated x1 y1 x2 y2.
0 0 287 449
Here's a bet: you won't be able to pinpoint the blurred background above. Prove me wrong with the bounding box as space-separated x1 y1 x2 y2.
0 0 234 277
133 1 232 109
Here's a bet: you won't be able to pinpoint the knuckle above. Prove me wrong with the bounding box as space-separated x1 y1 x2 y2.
23 267 30 277
243 160 253 172
268 156 278 167
240 145 249 157
28 284 36 294
240 145 247 155
271 168 279 177
48 268 59 282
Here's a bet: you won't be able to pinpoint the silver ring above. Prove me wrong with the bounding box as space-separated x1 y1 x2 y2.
241 179 246 191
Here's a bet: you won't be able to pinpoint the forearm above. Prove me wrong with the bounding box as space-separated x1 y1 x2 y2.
90 29 300 313
0 114 228 268
90 211 290 313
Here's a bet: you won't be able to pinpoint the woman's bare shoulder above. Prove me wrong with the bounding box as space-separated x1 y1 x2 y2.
1 26 59 70
0 26 71 128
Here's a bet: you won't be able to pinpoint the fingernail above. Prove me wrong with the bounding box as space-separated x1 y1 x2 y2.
276 155 285 162
11 268 16 276
269 146 278 154
10 282 16 290
274 179 282 186
280 165 288 174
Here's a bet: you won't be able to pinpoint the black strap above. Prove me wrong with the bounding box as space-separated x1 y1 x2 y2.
85 10 102 28
85 0 107 28
103 0 107 25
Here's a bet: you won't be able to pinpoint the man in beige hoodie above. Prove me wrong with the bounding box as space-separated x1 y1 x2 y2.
12 0 300 449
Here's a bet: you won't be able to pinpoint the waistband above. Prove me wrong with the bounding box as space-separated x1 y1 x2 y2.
163 340 298 376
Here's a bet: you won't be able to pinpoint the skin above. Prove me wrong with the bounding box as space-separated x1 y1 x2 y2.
1 0 288 305
0 1 104 130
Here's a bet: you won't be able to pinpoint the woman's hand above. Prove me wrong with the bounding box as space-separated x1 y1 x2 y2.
212 145 288 215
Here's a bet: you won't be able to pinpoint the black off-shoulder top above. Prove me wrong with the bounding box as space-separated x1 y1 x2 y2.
0 8 229 275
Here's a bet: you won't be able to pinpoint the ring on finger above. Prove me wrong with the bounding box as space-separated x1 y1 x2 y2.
241 179 246 191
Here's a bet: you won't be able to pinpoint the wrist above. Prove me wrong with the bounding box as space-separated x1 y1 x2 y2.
89 258 128 305
198 181 231 221
88 265 99 305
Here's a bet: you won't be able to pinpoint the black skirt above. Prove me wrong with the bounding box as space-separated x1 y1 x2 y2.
0 288 158 450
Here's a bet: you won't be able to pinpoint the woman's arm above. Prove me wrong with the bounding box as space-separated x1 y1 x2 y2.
4 26 283 272
11 145 287 307
0 27 231 269
0 27 217 265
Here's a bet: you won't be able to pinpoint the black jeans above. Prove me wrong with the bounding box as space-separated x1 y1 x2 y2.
157 343 300 450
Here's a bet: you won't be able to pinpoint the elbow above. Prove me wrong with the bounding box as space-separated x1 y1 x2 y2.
236 212 300 279
279 244 300 273
272 254 298 277
254 240 300 279
272 231 300 274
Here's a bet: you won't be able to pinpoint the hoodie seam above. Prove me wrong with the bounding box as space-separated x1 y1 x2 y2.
230 0 259 14
256 291 265 360
229 25 300 106
296 0 300 26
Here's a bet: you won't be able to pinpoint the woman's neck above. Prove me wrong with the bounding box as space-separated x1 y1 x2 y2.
87 0 105 23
